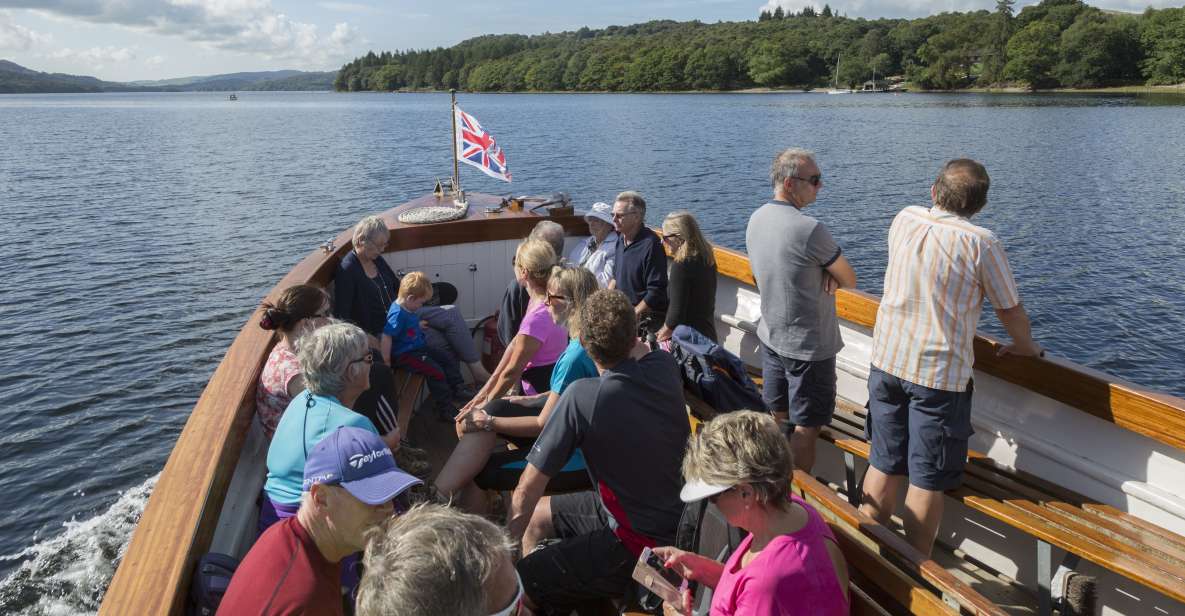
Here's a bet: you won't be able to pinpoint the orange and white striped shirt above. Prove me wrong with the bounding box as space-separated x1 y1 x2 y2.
871 206 1020 392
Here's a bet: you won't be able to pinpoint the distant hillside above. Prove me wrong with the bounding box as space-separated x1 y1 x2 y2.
0 59 141 94
243 71 337 91
0 61 336 93
130 70 310 91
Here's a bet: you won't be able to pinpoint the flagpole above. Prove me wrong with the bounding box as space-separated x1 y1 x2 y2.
449 89 461 201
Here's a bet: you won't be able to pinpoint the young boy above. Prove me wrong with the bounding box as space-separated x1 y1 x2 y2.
381 272 469 419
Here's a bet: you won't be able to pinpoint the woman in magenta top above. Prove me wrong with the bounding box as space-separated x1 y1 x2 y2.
461 239 566 414
655 411 849 615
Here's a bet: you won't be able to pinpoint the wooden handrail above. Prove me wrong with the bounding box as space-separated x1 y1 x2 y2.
711 243 1185 454
100 194 586 615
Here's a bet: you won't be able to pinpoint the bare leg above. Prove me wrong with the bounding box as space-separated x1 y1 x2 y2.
902 485 944 557
522 496 554 555
467 361 491 385
860 466 906 524
434 431 499 497
790 425 821 472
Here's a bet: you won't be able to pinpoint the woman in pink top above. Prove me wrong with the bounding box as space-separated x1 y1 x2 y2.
255 284 331 436
461 239 566 413
654 411 849 615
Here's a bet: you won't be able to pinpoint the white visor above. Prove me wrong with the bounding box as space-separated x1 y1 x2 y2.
679 480 734 503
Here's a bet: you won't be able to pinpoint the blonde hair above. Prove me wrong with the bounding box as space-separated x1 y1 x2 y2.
398 272 433 302
683 411 793 510
548 264 598 337
353 215 388 251
358 504 515 616
515 239 558 292
663 211 715 266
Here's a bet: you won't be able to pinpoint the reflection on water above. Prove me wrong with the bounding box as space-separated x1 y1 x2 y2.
0 91 1183 613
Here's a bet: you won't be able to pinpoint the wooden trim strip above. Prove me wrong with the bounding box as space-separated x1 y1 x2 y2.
794 471 1005 616
101 195 586 615
709 243 1185 454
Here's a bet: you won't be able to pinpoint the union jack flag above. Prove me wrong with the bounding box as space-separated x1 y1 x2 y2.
455 106 512 183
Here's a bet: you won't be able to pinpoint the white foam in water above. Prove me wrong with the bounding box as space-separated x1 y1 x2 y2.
0 475 158 615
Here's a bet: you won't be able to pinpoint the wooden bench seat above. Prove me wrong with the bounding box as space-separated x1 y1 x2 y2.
393 369 427 436
818 398 1185 612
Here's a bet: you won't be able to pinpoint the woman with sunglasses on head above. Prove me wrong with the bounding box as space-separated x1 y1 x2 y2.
657 211 718 343
439 264 599 513
653 411 849 616
255 284 332 438
260 322 400 534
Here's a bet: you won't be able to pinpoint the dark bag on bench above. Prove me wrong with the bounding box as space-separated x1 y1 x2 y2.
670 325 764 416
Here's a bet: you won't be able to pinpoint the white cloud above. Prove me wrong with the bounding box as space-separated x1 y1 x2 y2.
0 12 50 50
50 45 136 69
317 1 379 14
145 54 165 65
0 0 360 66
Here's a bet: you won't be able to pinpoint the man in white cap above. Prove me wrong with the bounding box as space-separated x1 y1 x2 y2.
567 201 618 288
218 426 421 615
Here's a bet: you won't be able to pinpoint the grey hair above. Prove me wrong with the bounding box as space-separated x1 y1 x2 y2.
682 410 794 510
357 503 516 616
615 190 647 221
352 215 388 250
297 322 368 399
770 148 816 190
529 220 566 257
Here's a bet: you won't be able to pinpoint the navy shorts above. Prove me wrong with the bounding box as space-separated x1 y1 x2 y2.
760 344 836 428
865 366 975 491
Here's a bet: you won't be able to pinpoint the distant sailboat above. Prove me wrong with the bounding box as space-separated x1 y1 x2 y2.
827 54 852 94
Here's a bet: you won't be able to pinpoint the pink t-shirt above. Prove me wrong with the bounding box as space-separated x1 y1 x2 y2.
711 495 848 616
255 342 302 437
516 300 568 394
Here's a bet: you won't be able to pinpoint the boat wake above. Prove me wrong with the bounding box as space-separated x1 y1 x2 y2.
0 476 157 615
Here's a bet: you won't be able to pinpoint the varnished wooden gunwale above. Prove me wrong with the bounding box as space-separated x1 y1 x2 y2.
710 242 1185 454
102 194 1185 614
100 194 586 615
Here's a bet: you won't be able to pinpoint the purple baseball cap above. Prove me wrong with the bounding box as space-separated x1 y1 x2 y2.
303 426 422 505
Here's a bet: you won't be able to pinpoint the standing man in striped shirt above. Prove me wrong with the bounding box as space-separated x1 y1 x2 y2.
859 159 1042 556
747 148 857 473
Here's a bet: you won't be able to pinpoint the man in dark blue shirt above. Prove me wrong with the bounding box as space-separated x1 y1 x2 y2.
611 191 668 333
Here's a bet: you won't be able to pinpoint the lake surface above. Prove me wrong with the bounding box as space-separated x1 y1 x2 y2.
1 90 1183 613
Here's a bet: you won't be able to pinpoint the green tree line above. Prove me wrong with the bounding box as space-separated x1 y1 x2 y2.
335 0 1185 92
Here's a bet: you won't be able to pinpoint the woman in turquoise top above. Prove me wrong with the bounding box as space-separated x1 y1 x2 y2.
260 322 397 530
438 265 600 513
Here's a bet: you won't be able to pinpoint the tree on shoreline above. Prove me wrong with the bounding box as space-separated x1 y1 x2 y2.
334 2 1176 93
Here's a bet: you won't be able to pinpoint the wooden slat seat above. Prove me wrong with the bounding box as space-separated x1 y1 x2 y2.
816 398 1185 609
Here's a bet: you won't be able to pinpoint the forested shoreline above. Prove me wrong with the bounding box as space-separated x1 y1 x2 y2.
335 0 1185 93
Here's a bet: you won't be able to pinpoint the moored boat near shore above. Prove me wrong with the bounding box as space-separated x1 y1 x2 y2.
100 191 1185 615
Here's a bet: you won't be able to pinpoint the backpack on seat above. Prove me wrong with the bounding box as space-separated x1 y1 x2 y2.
670 325 764 417
634 499 745 615
188 552 240 616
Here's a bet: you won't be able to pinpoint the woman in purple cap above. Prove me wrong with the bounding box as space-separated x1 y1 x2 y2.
653 411 849 616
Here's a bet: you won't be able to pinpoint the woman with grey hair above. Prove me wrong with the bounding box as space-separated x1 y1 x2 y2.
259 322 397 532
357 504 523 616
654 411 848 615
334 215 490 400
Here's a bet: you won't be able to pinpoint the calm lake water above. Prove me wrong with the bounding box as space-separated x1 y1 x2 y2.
1 90 1183 613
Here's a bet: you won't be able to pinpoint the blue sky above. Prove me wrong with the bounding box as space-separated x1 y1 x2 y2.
0 0 1174 82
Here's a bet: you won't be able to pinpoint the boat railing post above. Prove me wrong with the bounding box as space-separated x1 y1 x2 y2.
450 89 461 201
1037 539 1053 616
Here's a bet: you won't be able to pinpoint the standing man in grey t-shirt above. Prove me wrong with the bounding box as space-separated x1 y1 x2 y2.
745 148 857 472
